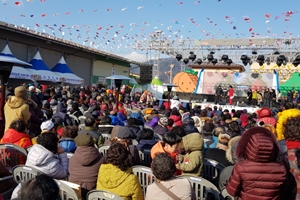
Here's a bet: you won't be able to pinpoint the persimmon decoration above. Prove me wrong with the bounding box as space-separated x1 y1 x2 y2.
172 69 199 93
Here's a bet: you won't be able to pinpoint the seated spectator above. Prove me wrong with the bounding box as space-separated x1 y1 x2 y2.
130 112 144 126
79 116 103 146
105 126 141 165
151 132 182 175
182 118 199 134
41 102 53 119
201 122 215 151
126 118 142 141
226 127 289 199
96 142 143 200
11 132 69 199
218 136 241 190
70 102 83 118
146 153 196 200
258 107 277 128
17 174 60 200
136 128 157 151
109 111 124 126
176 133 203 176
167 118 174 130
169 109 182 127
204 132 232 167
98 115 114 134
0 161 15 193
58 126 78 153
1 119 32 149
153 117 168 136
208 127 223 149
69 133 102 199
144 109 160 122
144 115 160 130
199 110 212 123
32 120 57 144
191 116 202 132
226 121 241 138
171 126 187 138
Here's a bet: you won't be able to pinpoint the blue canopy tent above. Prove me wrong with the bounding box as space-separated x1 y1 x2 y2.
51 56 84 85
10 49 61 82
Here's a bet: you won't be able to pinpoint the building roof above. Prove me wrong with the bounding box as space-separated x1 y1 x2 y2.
0 20 145 66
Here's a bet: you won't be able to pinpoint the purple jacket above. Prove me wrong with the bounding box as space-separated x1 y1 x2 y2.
145 116 159 129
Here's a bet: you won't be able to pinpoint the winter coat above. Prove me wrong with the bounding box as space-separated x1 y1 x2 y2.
127 125 142 141
153 124 168 135
136 140 157 151
183 124 199 134
79 126 101 141
1 128 32 149
59 138 77 153
144 116 159 129
257 107 277 127
146 177 196 200
276 109 300 140
226 127 287 199
204 148 232 167
169 115 182 127
110 115 125 126
96 164 143 200
69 146 102 198
204 135 218 150
4 96 30 132
11 144 69 199
177 133 203 176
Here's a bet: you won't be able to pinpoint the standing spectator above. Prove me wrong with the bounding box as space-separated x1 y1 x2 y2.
4 86 30 132
96 142 143 200
69 133 102 199
170 96 180 110
226 127 289 199
269 89 276 108
146 153 196 200
252 89 257 106
263 88 270 107
1 119 32 149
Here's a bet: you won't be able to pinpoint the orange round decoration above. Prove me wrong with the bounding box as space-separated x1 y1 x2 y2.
173 72 185 92
173 72 198 93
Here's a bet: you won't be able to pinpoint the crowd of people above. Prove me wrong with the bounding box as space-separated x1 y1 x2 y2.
0 83 300 199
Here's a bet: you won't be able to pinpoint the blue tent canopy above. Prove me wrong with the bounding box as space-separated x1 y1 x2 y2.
0 41 31 67
29 50 51 71
51 56 73 73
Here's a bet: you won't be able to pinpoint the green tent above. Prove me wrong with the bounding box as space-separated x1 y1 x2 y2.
151 75 163 86
280 72 300 95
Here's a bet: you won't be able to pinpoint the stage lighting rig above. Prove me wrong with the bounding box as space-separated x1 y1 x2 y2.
257 55 265 66
176 54 183 61
196 58 202 65
189 52 196 61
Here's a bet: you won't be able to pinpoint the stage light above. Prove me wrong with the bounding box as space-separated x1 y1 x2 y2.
252 50 257 55
240 55 249 66
226 59 233 66
276 55 286 67
292 55 300 67
221 55 229 62
210 51 215 55
273 51 280 55
189 52 196 61
176 54 182 61
207 54 214 62
196 58 202 65
211 58 218 65
183 58 189 64
257 55 265 66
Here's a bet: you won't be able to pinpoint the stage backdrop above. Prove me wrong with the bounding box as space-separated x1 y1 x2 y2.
201 72 274 96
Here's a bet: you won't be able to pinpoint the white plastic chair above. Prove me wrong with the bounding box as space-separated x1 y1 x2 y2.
178 175 220 200
132 165 155 197
78 116 86 124
0 143 28 169
98 145 110 157
101 133 111 141
13 165 43 184
55 180 79 200
78 124 85 131
87 190 123 200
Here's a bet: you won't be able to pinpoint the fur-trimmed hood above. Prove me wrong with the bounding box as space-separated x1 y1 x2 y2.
226 136 241 164
235 127 279 162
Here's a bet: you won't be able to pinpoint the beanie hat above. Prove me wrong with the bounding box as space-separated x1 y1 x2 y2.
74 133 94 147
14 86 28 100
258 108 272 118
218 133 231 145
40 120 54 131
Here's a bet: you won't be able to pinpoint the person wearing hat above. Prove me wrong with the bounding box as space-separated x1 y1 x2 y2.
4 86 30 132
170 96 180 110
31 120 57 145
153 117 168 135
28 85 42 108
69 133 102 199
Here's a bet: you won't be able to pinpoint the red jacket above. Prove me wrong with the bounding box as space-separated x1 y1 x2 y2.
226 127 287 199
1 128 32 149
169 115 182 127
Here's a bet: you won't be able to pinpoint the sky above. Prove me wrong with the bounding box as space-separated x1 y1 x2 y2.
0 0 300 62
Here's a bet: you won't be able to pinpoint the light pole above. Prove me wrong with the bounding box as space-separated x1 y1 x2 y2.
169 62 174 83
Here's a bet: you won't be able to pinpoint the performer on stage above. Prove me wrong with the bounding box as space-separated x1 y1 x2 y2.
247 88 253 105
228 85 234 105
215 85 223 104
